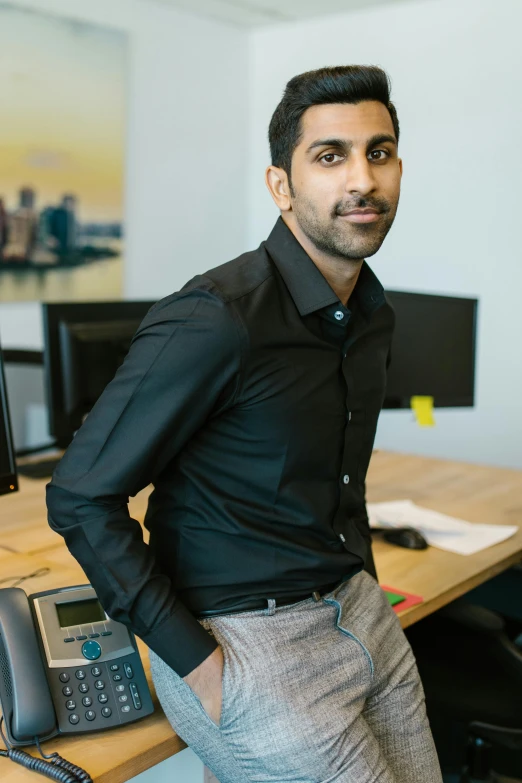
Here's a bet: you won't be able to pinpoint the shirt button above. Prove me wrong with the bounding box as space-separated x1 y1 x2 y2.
343 474 350 484
334 310 344 321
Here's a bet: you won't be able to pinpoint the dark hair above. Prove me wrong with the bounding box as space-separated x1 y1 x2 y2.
268 65 399 188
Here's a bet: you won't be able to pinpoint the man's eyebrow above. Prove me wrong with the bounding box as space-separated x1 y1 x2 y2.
305 133 398 155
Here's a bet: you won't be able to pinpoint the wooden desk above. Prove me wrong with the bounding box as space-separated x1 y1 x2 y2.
1 450 521 782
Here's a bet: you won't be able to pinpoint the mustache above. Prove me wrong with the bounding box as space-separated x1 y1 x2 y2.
334 200 388 215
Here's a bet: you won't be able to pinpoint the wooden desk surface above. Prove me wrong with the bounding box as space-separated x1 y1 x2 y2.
1 449 521 781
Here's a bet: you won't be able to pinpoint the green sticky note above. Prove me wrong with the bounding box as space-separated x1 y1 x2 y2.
384 590 407 607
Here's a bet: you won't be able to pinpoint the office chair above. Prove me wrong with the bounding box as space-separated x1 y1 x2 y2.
461 723 522 782
405 597 522 781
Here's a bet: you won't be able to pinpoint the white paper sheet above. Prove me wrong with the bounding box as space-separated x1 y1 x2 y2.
367 499 518 556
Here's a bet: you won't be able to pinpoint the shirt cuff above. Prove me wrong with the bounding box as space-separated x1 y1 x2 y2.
140 600 219 678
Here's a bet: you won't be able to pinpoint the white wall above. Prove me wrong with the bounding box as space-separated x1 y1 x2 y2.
0 0 249 349
248 0 522 469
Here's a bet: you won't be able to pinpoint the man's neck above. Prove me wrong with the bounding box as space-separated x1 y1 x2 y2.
282 214 363 307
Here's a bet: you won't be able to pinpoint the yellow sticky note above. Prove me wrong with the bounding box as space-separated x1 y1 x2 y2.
411 396 435 427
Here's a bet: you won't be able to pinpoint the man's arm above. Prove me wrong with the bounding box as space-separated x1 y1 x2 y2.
46 282 242 678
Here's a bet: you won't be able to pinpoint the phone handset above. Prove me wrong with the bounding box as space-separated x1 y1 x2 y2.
0 587 56 742
0 587 93 781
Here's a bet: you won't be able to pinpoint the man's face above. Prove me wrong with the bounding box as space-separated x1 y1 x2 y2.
285 101 402 261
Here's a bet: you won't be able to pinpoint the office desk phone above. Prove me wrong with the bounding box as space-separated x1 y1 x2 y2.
0 584 154 748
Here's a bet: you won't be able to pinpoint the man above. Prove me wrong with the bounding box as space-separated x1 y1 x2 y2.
47 65 443 782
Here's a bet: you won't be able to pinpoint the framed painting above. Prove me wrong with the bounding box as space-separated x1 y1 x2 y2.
0 4 126 302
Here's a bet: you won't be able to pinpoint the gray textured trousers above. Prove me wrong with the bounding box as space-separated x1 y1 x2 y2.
150 570 443 783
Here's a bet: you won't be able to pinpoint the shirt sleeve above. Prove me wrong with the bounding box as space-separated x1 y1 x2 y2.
46 281 242 677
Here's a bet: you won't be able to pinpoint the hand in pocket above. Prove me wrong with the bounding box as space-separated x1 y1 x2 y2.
183 645 224 725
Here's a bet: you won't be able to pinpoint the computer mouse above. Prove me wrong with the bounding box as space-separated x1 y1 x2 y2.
382 527 429 550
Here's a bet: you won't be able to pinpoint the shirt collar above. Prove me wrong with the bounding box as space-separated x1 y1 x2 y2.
264 216 386 319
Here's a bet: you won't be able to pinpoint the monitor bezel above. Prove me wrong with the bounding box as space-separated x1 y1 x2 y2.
0 342 19 496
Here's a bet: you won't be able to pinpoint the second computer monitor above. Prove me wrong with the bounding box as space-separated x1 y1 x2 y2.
43 301 155 447
383 290 478 409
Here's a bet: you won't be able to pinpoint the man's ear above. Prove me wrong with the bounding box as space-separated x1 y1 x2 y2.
265 165 292 212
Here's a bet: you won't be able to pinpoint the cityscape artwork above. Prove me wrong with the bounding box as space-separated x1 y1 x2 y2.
0 4 127 302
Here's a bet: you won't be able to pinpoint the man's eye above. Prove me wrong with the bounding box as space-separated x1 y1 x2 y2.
369 149 389 160
320 153 343 165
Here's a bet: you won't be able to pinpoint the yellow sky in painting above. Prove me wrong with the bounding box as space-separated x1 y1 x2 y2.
0 5 126 223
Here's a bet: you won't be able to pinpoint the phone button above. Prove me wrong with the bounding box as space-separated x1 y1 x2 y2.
118 695 128 703
85 710 96 721
78 683 89 693
94 680 105 690
121 705 131 713
98 693 108 704
91 666 101 677
82 697 93 707
63 637 75 643
62 686 73 697
69 714 80 725
109 664 119 672
124 663 134 679
65 700 76 710
76 635 88 641
113 674 122 681
101 707 112 718
59 672 70 683
101 631 112 636
89 633 100 638
115 684 125 693
81 640 102 660
129 683 142 710
75 670 86 680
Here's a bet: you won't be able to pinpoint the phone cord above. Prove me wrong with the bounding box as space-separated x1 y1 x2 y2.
0 719 93 782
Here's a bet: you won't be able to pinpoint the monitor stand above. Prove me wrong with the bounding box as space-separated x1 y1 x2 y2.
16 448 65 480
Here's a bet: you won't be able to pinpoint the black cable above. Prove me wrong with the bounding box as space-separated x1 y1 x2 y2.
0 567 51 587
0 717 93 782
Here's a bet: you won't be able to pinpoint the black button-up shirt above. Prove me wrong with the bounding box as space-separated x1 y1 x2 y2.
46 216 395 677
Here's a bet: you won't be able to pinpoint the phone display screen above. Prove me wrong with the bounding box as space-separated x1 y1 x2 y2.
56 598 106 628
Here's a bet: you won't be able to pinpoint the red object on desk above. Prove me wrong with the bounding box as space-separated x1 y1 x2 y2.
380 585 424 614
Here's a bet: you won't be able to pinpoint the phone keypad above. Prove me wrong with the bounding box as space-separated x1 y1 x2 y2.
56 658 146 731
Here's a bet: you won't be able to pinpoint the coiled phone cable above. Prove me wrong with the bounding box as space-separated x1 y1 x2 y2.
0 716 93 782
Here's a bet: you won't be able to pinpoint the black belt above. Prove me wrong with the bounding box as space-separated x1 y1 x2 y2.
195 578 344 618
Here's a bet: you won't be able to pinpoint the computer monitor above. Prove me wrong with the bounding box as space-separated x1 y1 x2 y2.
0 338 19 496
42 301 155 447
383 290 478 409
